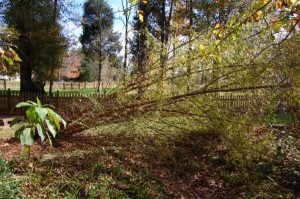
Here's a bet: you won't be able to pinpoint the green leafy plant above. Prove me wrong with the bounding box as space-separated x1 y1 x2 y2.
12 98 66 157
0 158 21 198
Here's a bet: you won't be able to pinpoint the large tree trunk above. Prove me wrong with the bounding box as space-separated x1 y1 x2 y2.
19 34 43 92
20 61 35 92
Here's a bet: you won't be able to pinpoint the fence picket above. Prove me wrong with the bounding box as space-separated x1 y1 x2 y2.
1 91 258 116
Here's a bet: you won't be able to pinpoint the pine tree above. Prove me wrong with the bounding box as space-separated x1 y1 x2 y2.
80 0 122 88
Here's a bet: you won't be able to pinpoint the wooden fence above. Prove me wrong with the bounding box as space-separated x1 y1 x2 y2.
0 89 103 116
0 89 262 117
0 80 117 91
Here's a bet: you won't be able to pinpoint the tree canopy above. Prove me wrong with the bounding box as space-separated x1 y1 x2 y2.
2 0 67 92
79 0 122 83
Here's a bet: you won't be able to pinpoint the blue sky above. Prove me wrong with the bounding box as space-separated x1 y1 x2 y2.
64 0 132 47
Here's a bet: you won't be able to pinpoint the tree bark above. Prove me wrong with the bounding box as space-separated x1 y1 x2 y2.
160 0 166 78
122 0 130 82
97 33 102 92
49 0 59 95
187 0 193 91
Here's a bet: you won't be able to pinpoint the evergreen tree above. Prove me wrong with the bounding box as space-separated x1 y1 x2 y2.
80 0 122 86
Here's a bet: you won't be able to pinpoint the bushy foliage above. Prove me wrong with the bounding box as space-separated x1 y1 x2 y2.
12 98 66 158
0 158 21 199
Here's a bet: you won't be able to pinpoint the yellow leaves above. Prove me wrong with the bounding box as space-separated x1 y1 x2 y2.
0 46 21 73
215 23 221 29
257 10 263 17
215 55 222 63
141 0 148 4
276 0 286 9
129 0 139 5
199 44 206 53
129 0 148 6
253 10 263 22
276 0 298 9
137 9 144 23
0 47 4 56
272 21 283 32
287 0 297 5
138 14 144 23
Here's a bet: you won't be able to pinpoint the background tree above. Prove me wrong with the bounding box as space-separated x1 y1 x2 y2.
80 0 122 90
120 0 132 81
0 25 20 75
2 0 67 92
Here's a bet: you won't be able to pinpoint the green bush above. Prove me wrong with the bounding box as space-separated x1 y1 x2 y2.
12 98 66 158
0 158 21 199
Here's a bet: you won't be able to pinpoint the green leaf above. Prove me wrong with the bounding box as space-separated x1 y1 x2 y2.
35 107 47 122
272 22 282 33
47 108 66 129
54 113 67 129
15 126 25 138
28 101 37 106
15 102 33 108
129 0 138 5
36 98 42 107
46 108 60 131
36 123 46 142
46 119 57 138
9 118 21 127
26 107 38 123
19 128 34 146
229 16 237 26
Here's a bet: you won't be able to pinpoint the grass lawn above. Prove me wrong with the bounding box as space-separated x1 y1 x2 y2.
54 87 116 95
266 112 294 125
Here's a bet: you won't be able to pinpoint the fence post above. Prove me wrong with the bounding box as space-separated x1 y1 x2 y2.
4 79 6 90
7 89 11 115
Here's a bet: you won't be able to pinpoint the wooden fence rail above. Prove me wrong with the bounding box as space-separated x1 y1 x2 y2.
1 90 261 117
0 89 104 116
0 80 117 91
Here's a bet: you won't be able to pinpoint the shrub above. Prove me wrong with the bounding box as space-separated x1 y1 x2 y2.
11 98 66 158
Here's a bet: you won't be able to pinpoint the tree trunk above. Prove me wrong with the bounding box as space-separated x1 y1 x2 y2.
122 0 130 82
19 34 43 92
187 0 193 91
49 0 59 95
97 33 102 92
160 0 166 78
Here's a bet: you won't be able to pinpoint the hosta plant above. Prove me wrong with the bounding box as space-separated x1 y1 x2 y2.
11 98 66 158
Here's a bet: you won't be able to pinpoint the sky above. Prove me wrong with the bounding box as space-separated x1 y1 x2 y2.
63 0 132 48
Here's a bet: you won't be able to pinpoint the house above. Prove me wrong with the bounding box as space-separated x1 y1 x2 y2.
60 52 81 81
